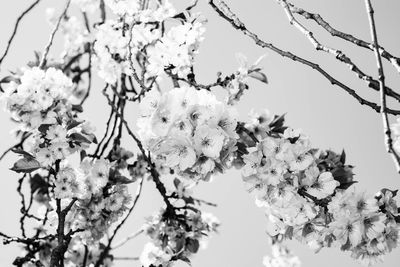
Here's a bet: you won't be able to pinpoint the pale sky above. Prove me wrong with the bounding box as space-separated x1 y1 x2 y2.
0 0 400 267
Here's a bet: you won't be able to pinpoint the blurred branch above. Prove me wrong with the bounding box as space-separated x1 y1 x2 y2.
39 0 72 69
364 0 400 173
208 0 400 115
0 0 41 69
112 229 144 250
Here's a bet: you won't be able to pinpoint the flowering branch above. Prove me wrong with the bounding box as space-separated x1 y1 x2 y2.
94 177 144 267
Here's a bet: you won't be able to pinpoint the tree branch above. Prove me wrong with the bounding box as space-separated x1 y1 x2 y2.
0 0 41 69
208 0 400 116
288 1 400 74
364 0 400 173
39 0 72 69
275 0 400 103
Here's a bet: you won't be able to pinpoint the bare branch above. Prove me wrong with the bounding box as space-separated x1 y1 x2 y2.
275 0 400 103
364 0 400 173
0 0 41 69
288 1 400 73
208 0 400 116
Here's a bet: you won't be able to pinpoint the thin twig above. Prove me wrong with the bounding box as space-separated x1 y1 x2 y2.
0 132 32 161
364 0 400 173
288 1 400 73
39 0 72 69
276 0 400 103
112 229 144 250
113 256 139 261
0 0 41 68
208 0 400 116
102 87 175 211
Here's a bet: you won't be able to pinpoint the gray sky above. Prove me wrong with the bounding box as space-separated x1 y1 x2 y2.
0 0 400 266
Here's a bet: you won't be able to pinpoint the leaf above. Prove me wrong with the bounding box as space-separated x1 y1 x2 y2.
72 104 83 113
68 133 92 144
186 238 199 253
173 178 181 189
38 124 52 135
284 226 294 239
340 150 346 164
112 174 134 184
67 120 83 131
180 256 192 266
0 75 20 84
30 174 49 194
380 188 398 197
80 150 87 162
248 70 268 84
11 148 34 159
10 158 41 173
302 223 314 237
337 181 358 190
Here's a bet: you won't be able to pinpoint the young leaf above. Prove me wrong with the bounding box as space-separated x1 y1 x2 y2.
10 158 41 173
30 174 49 194
11 148 35 159
67 120 83 131
186 238 200 253
248 70 268 84
69 133 92 144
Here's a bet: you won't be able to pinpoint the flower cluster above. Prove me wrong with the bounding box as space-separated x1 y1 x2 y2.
224 53 267 105
1 67 73 129
138 86 238 181
92 1 176 84
391 118 400 154
140 208 220 266
239 110 400 265
72 0 99 13
146 15 205 78
263 243 301 267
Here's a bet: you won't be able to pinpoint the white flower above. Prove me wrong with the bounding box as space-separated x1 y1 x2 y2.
263 244 301 267
328 190 355 219
47 125 68 143
330 216 363 247
85 158 111 194
353 192 379 216
259 158 286 186
36 148 54 167
303 170 339 199
363 214 386 240
194 125 225 159
242 149 263 177
140 242 171 267
154 137 196 170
